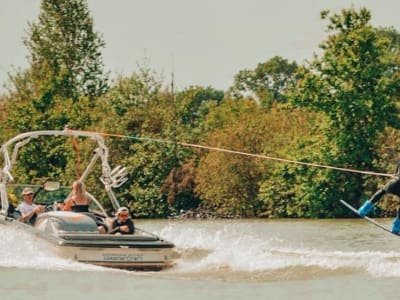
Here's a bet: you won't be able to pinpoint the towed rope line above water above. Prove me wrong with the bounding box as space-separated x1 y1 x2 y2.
65 128 393 178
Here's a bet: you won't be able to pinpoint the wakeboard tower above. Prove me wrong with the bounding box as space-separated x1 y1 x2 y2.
0 129 175 271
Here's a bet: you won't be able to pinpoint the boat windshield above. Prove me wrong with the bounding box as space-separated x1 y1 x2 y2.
6 184 107 216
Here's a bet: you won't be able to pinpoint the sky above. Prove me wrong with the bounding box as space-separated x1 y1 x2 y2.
1 0 400 92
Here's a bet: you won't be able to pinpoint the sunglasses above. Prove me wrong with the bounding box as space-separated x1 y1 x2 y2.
119 213 129 218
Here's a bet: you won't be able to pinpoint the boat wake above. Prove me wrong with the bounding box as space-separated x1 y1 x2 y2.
0 225 104 272
156 221 400 280
3 220 400 280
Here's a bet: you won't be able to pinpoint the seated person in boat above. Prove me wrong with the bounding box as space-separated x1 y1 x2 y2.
63 180 89 213
17 187 45 224
109 206 135 235
2 192 19 218
63 180 108 234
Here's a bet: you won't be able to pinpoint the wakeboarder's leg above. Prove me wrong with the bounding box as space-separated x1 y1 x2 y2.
358 189 386 217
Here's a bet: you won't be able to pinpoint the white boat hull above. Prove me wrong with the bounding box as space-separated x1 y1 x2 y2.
56 245 175 270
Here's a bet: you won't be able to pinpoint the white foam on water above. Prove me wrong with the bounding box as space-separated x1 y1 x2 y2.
0 224 104 272
4 220 400 278
159 222 400 277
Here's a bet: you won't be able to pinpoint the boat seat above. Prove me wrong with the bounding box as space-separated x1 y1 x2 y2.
80 212 111 232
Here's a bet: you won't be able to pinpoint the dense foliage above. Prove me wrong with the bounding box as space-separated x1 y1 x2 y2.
2 3 400 218
291 8 400 215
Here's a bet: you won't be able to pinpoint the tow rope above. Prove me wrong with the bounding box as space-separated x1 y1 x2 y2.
65 128 393 178
71 135 82 178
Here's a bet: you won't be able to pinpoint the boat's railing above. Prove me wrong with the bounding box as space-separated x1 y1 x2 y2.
0 129 125 215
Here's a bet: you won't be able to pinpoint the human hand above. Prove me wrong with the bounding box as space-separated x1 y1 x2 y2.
120 225 129 232
35 205 45 214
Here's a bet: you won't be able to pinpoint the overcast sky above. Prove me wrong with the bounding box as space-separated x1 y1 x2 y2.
1 0 400 92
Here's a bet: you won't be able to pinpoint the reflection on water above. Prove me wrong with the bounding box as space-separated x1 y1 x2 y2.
2 219 400 299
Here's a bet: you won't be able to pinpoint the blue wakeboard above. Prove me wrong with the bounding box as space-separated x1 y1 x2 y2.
340 199 398 236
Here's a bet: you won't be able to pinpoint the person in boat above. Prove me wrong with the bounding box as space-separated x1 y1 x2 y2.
109 206 135 235
358 160 400 233
17 187 45 225
63 180 89 213
62 180 109 234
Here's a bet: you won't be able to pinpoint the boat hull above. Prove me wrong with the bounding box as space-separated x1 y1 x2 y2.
0 216 176 271
55 244 176 271
54 232 176 270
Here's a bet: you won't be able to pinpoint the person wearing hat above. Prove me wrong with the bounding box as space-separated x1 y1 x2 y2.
109 207 135 235
17 187 44 225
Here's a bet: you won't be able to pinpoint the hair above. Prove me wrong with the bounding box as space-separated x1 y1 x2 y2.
73 180 87 200
116 206 129 216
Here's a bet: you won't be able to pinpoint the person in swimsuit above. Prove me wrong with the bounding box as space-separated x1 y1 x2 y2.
63 180 89 213
62 180 109 233
358 160 400 233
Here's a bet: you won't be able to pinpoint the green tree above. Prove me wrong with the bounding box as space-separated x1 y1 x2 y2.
1 0 109 184
175 86 224 134
195 99 267 216
230 56 298 107
291 7 400 214
96 67 198 217
24 0 108 101
4 0 108 133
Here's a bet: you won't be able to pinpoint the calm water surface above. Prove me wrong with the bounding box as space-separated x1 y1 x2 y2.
1 219 400 299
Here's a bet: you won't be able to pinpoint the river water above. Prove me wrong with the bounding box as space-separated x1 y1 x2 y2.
1 218 400 300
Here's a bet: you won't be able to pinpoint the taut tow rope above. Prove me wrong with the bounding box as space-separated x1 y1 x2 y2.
65 128 393 178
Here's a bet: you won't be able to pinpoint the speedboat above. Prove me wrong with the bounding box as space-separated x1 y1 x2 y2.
0 129 175 271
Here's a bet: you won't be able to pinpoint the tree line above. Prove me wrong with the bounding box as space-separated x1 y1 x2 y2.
2 0 400 218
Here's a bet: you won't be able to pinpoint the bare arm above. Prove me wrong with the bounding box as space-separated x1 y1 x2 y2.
20 206 43 223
